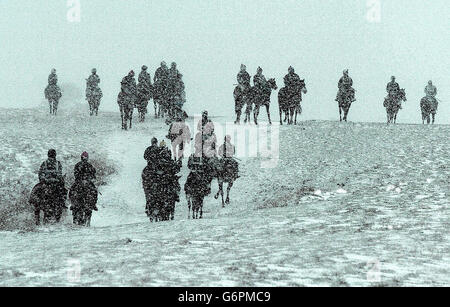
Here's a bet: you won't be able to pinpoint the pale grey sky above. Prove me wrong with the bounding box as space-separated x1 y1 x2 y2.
0 0 449 123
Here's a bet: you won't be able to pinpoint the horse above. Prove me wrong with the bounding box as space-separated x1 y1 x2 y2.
136 83 152 122
233 85 250 124
44 84 62 115
337 88 355 122
384 89 407 124
253 78 278 125
185 156 214 219
213 157 239 208
117 91 135 130
420 96 438 124
29 180 68 225
278 87 290 124
69 181 98 227
278 80 307 125
86 87 103 116
142 160 181 222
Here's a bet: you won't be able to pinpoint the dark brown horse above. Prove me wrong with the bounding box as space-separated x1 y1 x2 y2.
29 180 68 225
278 80 307 125
69 180 98 227
337 89 355 122
213 157 239 208
118 91 134 130
384 89 407 124
44 84 62 115
252 78 278 125
420 96 439 124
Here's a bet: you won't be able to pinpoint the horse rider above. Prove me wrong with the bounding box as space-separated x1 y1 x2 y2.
218 135 240 179
386 76 400 96
138 65 152 90
168 62 186 109
195 111 217 159
167 114 191 161
284 66 304 98
336 69 356 103
385 76 402 107
237 64 251 91
218 135 236 159
253 67 268 95
284 66 301 88
86 68 101 96
39 149 63 185
144 137 161 166
169 62 182 80
48 68 58 85
159 140 173 161
73 151 98 211
154 61 169 85
137 65 153 104
87 68 100 88
121 70 138 100
424 80 438 106
197 110 214 133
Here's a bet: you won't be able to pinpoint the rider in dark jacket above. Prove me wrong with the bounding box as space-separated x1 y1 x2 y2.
336 69 356 103
121 70 137 99
38 149 67 210
237 64 251 89
74 152 96 182
284 67 301 88
39 149 63 184
144 138 160 166
154 62 169 84
253 67 267 94
48 69 58 85
87 68 100 88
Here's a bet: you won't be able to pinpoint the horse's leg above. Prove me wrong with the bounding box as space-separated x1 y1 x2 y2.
218 181 225 208
199 198 203 219
34 207 40 226
86 210 92 227
214 183 220 199
432 113 435 124
225 181 233 204
294 107 298 125
187 197 191 219
254 104 259 125
339 105 342 122
266 104 272 125
279 108 283 125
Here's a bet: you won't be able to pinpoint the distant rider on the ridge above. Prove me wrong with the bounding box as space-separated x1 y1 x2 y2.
336 69 356 103
385 75 402 108
48 68 58 85
237 64 251 91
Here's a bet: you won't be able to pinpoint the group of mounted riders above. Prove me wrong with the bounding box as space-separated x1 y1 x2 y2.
142 111 240 221
233 65 440 125
234 64 310 125
45 65 440 126
29 150 99 227
44 62 187 127
118 62 186 130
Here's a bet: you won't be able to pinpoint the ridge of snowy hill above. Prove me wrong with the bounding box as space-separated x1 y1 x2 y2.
0 108 449 286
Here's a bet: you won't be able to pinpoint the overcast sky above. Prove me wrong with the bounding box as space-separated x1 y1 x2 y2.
0 0 449 123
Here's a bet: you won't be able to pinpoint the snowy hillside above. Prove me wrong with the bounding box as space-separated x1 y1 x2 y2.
0 107 449 286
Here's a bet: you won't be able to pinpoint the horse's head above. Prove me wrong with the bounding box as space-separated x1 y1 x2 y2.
268 78 278 90
299 79 307 94
400 89 407 101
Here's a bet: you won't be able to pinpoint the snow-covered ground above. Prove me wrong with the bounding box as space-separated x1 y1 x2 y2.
0 107 449 286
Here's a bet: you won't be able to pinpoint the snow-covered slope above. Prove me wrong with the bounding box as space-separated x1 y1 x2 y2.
0 108 449 286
